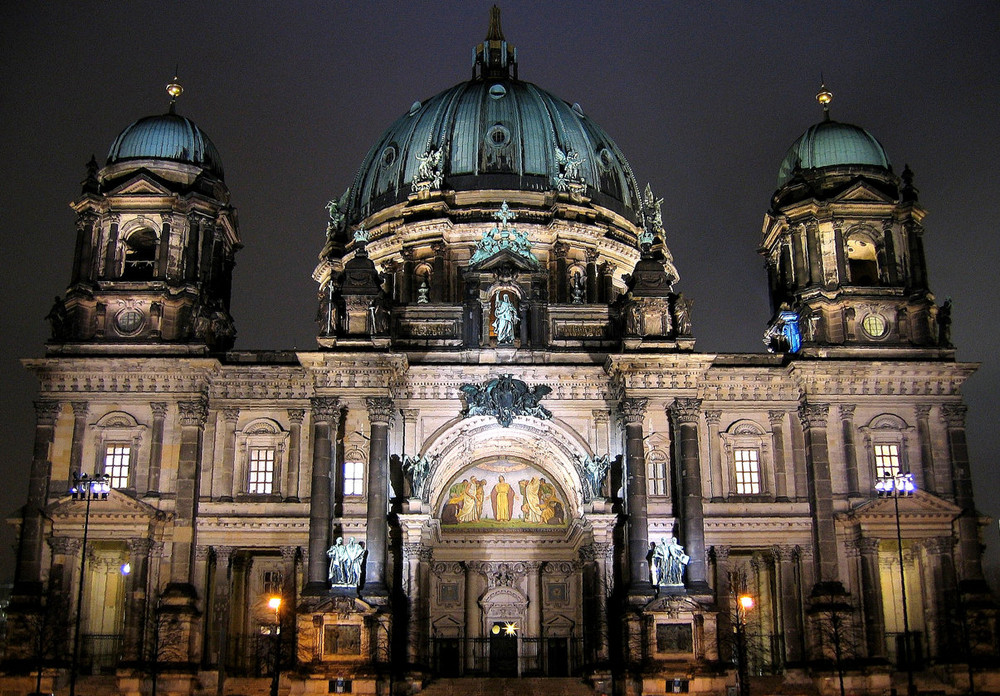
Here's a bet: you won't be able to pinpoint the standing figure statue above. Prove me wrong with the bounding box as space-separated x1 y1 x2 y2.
581 454 611 500
402 454 432 499
344 538 366 586
651 536 690 587
493 293 519 345
327 537 347 585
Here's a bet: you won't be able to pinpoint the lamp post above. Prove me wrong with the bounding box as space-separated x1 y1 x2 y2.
735 592 754 696
68 472 110 696
268 595 282 696
875 471 916 696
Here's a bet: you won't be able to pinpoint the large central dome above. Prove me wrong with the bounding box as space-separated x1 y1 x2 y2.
345 15 642 224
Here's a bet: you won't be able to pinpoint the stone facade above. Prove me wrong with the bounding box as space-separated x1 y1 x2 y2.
3 12 998 696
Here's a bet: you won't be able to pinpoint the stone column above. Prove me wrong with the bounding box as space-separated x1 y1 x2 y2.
464 562 481 667
580 544 610 662
670 397 709 589
157 213 173 278
838 405 860 497
798 403 840 585
365 397 394 595
775 545 804 664
68 401 88 481
207 546 234 671
15 401 60 591
598 261 613 303
285 409 305 501
306 397 339 591
121 538 153 662
217 407 239 501
856 537 885 659
168 398 207 590
941 404 984 583
553 242 570 303
914 405 937 494
768 411 789 500
103 214 120 278
585 249 600 303
400 247 415 304
73 214 97 284
713 546 732 638
525 561 543 638
431 242 447 303
146 402 168 497
920 536 957 661
704 410 723 500
619 398 653 594
403 543 431 665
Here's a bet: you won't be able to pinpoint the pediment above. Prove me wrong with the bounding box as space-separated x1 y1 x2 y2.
831 180 894 203
469 247 539 273
840 490 961 537
108 172 173 197
47 488 170 525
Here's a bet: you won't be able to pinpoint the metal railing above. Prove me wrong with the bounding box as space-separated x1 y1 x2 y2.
885 631 923 670
80 633 123 674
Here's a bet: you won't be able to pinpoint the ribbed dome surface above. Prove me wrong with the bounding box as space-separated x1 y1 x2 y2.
347 78 642 222
777 120 890 187
107 112 225 179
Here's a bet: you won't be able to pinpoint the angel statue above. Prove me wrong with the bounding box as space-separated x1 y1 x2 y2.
413 147 444 192
554 147 586 192
402 454 433 499
581 454 611 500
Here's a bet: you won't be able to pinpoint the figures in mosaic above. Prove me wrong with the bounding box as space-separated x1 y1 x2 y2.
490 475 516 521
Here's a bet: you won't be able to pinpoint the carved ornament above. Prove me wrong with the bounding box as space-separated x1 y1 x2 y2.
459 375 552 428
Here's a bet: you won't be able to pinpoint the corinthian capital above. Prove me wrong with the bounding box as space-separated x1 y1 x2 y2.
178 399 208 426
311 397 341 424
618 397 648 425
366 397 395 425
34 401 61 426
669 397 702 424
797 402 829 429
940 403 967 428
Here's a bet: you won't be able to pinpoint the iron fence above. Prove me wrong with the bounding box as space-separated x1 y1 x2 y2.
430 636 584 677
80 633 123 674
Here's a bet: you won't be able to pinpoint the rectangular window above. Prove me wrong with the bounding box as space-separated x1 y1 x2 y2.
874 444 901 479
733 448 761 494
104 444 131 489
261 569 283 596
248 447 276 494
343 461 364 496
648 453 668 496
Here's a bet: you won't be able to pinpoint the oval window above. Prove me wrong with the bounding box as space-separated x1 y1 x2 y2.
861 313 888 339
486 124 510 149
489 84 507 99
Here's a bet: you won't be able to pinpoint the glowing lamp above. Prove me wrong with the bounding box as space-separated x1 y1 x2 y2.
738 595 754 611
268 596 282 611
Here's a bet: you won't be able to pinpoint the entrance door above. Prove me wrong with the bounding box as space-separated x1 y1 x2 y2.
489 622 518 677
547 637 568 677
437 638 461 677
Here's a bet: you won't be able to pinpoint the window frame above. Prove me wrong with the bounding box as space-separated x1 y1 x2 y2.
720 420 772 499
91 411 146 492
862 414 913 489
236 418 289 499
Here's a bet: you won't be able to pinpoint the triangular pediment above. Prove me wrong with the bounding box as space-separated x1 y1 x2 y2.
469 246 539 272
47 488 170 526
108 172 173 197
831 180 895 203
839 490 961 537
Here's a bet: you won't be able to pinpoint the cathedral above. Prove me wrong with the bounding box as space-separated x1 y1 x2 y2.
3 10 998 696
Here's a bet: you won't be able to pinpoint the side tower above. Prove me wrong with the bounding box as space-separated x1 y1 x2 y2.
54 79 240 355
760 87 947 358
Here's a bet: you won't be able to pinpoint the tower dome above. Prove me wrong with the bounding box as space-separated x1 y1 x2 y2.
344 11 641 225
776 119 890 188
107 111 225 179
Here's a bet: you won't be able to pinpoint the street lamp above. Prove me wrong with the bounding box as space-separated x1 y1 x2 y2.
268 595 282 696
875 471 916 696
68 472 110 696
735 592 754 696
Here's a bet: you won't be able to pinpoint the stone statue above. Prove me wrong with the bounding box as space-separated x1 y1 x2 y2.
493 293 519 344
554 147 586 192
937 298 952 346
327 537 347 585
651 536 689 587
673 294 692 336
344 538 365 586
45 295 69 341
570 272 585 304
582 454 611 500
402 454 432 499
368 293 391 335
624 301 643 336
413 147 444 192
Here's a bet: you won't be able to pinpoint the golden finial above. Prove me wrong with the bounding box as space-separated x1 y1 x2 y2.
166 72 183 112
816 81 833 119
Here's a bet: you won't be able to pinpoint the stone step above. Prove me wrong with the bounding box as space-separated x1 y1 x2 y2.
419 677 594 696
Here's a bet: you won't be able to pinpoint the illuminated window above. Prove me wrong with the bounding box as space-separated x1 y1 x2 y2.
733 448 761 494
247 447 276 494
874 444 900 479
344 461 365 496
104 444 131 489
647 449 668 496
261 569 283 596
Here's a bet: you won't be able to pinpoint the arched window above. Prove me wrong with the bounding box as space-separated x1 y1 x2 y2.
862 414 912 484
121 228 158 280
343 446 367 497
721 420 771 497
236 419 288 497
845 230 879 285
91 411 146 491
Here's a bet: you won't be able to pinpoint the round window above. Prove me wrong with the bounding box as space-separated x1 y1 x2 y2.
486 124 510 149
381 146 397 167
861 313 888 339
488 83 507 100
114 308 145 335
598 148 614 169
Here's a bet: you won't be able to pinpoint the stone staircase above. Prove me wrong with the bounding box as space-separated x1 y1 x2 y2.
419 677 594 696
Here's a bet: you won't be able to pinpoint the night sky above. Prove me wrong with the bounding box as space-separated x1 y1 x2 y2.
1 2 998 580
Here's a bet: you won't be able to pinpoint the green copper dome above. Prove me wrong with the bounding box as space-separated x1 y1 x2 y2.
107 112 225 179
777 119 890 188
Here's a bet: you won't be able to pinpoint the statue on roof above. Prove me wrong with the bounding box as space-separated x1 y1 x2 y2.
413 146 444 192
554 147 586 193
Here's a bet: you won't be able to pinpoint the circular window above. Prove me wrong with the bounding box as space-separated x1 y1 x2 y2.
488 83 507 99
114 308 145 335
381 146 397 167
486 124 510 149
598 148 614 169
861 313 889 339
